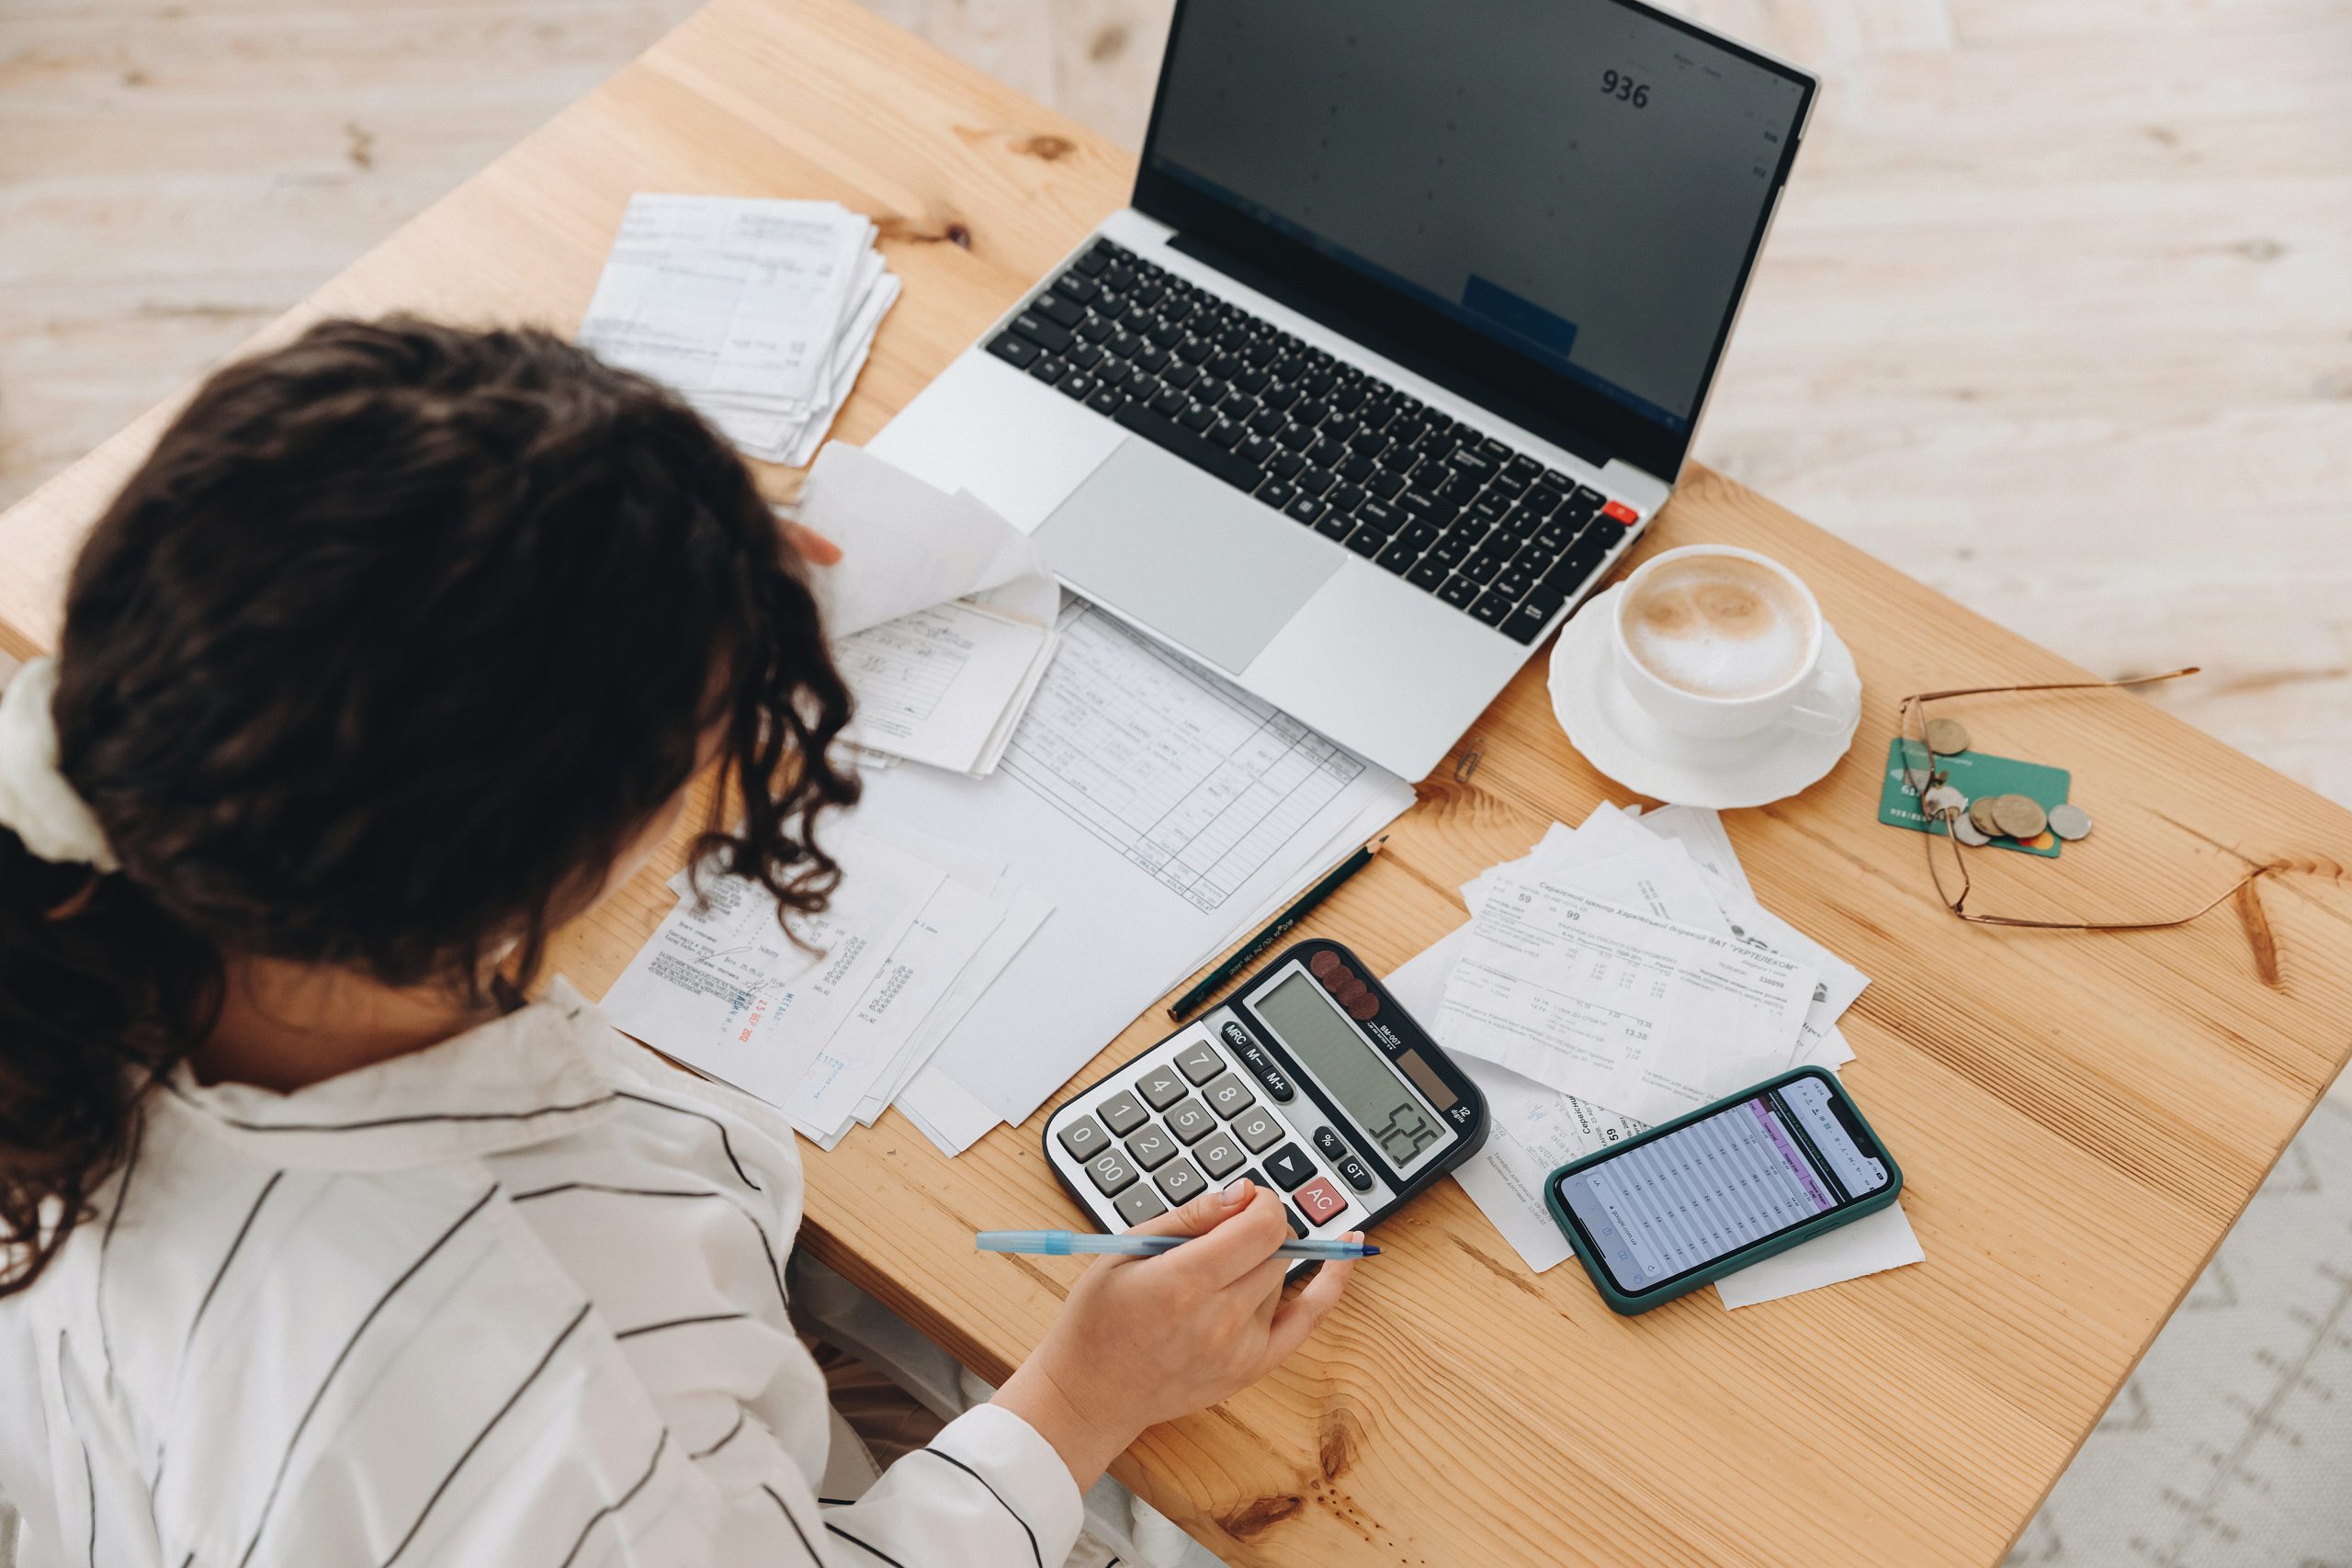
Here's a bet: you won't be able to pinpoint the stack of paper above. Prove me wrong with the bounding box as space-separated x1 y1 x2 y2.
596 517 1413 1152
579 195 898 466
1381 803 1924 1309
858 602 1418 1156
794 445 1059 777
600 822 1053 1150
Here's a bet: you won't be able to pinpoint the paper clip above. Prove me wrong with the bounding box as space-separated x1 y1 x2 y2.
1454 739 1484 783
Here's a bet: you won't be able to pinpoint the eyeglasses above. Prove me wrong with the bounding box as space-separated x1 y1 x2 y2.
1898 668 2267 932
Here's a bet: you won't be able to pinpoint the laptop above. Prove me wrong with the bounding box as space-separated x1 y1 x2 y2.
867 0 1816 781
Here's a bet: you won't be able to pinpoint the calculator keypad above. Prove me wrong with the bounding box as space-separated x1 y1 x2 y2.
1085 1148 1139 1196
1125 1124 1178 1170
1231 1108 1283 1153
1174 1040 1224 1083
1261 1143 1315 1190
1224 1024 1297 1101
1055 1006 1400 1246
1294 1176 1348 1225
1114 1184 1167 1225
1136 1066 1187 1109
1057 1116 1111 1161
1165 1097 1216 1144
1201 1071 1255 1120
1237 1168 1307 1235
1098 1090 1148 1135
1193 1131 1245 1180
1155 1158 1207 1205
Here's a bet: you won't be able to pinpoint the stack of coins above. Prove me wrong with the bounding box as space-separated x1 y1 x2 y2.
1991 794 2048 840
1913 715 2095 849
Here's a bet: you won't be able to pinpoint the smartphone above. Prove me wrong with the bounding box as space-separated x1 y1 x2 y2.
1544 1066 1903 1314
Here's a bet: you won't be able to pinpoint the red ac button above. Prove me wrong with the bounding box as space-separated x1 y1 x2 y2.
1294 1177 1348 1226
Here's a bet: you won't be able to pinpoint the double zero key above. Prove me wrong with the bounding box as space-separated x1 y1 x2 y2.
1083 1147 1138 1197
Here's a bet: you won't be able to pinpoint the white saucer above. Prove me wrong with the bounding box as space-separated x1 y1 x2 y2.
1547 585 1861 809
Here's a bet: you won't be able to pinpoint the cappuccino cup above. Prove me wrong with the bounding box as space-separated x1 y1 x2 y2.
1611 546 1857 741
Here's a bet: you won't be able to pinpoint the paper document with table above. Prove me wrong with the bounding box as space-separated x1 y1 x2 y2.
600 442 1416 1150
1382 802 1925 1308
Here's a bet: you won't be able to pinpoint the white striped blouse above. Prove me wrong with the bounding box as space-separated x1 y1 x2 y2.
0 984 1084 1568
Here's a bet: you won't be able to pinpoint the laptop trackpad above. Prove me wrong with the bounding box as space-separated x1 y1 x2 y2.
1032 439 1340 674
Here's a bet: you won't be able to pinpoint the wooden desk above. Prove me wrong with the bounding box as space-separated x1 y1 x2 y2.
5 3 2348 1562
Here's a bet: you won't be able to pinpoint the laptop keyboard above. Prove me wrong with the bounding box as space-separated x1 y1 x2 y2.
985 238 1643 645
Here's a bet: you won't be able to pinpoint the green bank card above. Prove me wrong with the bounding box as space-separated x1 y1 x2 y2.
1878 738 2070 858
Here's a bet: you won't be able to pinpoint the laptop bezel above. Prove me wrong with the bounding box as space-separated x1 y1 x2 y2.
1129 0 1817 484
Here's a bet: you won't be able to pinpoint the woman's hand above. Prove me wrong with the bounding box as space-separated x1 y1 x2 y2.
782 519 842 566
992 1179 1358 1488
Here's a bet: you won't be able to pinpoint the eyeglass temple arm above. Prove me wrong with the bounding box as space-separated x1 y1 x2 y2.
1959 864 2267 932
1903 668 2200 709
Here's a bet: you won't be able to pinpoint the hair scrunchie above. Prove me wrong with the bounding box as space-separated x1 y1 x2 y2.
0 657 118 872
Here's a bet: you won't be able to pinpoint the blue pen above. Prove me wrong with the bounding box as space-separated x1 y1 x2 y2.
977 1230 1379 1261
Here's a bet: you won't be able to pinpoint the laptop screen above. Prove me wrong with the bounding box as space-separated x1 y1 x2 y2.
1136 0 1811 467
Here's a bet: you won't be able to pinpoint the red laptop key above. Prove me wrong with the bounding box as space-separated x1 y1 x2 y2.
1601 499 1640 525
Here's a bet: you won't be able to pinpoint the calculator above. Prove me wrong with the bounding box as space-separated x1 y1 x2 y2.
1043 940 1487 1250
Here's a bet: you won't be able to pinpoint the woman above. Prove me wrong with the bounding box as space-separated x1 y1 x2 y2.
0 319 1352 1567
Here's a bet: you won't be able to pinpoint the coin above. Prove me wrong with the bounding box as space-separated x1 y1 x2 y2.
1924 717 1971 755
1968 796 2003 837
1922 784 1967 819
1992 794 2048 840
2047 802 2093 841
1951 814 1992 847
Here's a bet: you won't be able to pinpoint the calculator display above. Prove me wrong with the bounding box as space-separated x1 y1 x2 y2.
1554 1077 1890 1295
1253 972 1451 1171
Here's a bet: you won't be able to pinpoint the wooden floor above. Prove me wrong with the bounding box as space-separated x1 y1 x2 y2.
4 0 2347 813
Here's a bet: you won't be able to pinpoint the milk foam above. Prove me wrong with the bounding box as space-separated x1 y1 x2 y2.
1622 557 1813 699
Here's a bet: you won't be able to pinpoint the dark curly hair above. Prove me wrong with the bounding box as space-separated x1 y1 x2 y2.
0 317 859 1294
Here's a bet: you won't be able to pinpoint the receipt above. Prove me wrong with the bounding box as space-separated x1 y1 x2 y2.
1388 926 1640 1272
1632 802 1753 897
1468 808 1861 1072
579 195 869 407
1411 806 1909 1302
836 599 1057 776
792 444 1063 774
1440 870 1816 1122
599 827 944 1104
1578 805 1868 1070
781 871 1010 1147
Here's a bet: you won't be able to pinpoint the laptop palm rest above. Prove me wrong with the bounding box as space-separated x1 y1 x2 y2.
1031 438 1341 675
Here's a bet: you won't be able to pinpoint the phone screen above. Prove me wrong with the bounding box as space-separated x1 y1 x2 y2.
1553 1074 1890 1296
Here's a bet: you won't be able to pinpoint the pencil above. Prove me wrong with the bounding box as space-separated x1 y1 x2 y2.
977 1230 1380 1261
1166 835 1387 1021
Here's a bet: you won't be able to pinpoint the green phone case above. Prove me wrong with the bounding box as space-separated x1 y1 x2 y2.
1543 1066 1905 1315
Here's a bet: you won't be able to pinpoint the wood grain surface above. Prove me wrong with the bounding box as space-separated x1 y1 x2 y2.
3 2 2349 1563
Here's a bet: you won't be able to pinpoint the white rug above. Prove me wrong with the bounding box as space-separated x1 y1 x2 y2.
2007 1097 2352 1567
